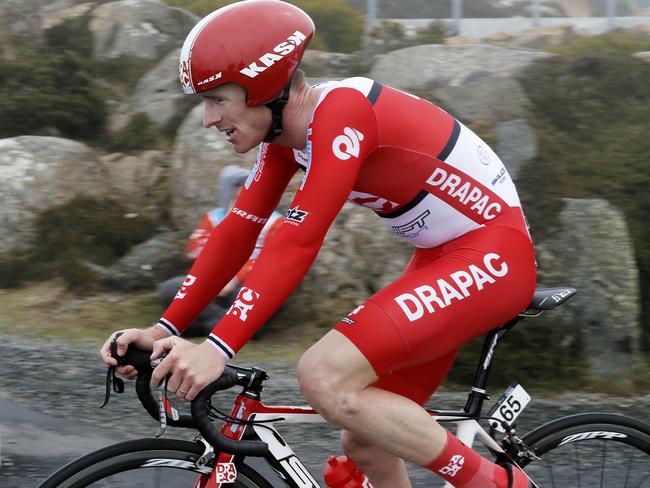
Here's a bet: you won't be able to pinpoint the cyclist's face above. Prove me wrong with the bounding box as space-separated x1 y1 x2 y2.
202 84 270 154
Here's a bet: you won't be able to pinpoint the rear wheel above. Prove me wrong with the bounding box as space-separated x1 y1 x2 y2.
519 413 650 487
38 438 274 488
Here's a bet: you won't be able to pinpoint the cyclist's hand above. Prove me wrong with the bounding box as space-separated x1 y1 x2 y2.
150 337 227 401
100 326 168 380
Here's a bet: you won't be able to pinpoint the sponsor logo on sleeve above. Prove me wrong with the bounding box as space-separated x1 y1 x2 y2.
332 127 364 160
285 206 309 225
394 253 508 322
231 207 269 224
227 287 260 322
174 274 196 299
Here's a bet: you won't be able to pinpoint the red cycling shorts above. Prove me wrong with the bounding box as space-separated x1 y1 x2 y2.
334 222 536 405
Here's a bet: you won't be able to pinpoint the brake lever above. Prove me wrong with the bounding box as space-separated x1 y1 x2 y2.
155 376 168 437
152 357 179 437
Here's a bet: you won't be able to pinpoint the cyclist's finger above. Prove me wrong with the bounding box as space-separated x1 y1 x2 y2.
150 351 173 387
175 381 192 399
99 335 119 366
116 365 137 380
184 383 201 401
150 336 177 361
165 367 184 393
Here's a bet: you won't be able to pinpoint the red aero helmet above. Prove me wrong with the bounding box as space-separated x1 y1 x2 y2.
179 0 315 106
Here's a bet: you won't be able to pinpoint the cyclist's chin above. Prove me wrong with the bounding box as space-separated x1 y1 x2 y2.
230 137 259 154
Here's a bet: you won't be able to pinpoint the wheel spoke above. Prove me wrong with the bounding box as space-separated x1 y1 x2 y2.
600 440 607 487
574 443 581 488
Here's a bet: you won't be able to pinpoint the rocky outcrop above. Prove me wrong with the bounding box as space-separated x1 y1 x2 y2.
0 136 102 254
483 25 577 50
0 0 46 59
97 150 169 221
369 44 551 93
40 0 95 30
88 0 197 61
110 48 197 131
102 230 188 290
535 198 641 381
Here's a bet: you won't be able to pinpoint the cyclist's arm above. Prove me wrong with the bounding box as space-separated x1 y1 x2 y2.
209 88 379 358
157 148 297 336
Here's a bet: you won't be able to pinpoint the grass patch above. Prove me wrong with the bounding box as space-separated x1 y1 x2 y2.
0 280 315 365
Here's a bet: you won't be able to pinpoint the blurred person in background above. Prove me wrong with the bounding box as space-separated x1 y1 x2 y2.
102 1 537 487
157 164 282 337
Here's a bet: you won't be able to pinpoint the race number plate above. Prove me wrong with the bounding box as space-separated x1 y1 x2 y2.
488 382 531 432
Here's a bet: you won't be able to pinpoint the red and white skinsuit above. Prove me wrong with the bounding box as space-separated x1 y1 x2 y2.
158 77 536 403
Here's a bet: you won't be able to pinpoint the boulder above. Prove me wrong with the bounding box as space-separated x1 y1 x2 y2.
97 150 169 220
494 119 538 180
535 198 641 381
110 48 199 132
0 0 46 59
485 25 576 50
169 104 255 226
369 44 551 94
433 76 531 124
88 0 197 61
103 230 188 290
40 0 95 30
0 136 101 254
301 50 358 78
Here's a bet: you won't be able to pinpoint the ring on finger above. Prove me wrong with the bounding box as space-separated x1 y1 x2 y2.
178 387 188 394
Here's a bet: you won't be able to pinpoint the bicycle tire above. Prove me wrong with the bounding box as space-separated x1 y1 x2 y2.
38 437 274 488
519 413 650 488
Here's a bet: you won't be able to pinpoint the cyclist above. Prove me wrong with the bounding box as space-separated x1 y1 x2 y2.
101 1 536 487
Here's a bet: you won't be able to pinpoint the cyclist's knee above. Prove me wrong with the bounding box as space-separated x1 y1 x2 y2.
297 353 360 422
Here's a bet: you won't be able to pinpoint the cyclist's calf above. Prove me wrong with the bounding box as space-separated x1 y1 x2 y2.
340 430 412 488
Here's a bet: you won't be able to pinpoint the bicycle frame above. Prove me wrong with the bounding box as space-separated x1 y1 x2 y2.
198 317 522 488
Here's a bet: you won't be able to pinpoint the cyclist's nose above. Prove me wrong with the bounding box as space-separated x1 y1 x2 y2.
203 100 223 128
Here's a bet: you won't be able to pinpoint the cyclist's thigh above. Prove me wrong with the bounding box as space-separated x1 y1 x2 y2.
372 349 458 405
334 224 535 381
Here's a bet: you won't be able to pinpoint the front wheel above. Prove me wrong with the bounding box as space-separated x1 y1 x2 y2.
38 438 274 488
519 413 650 487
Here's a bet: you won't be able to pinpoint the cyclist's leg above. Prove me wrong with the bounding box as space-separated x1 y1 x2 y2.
297 224 536 487
339 351 457 487
340 429 411 487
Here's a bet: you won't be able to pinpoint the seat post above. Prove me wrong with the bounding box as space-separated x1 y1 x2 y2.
463 316 522 416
